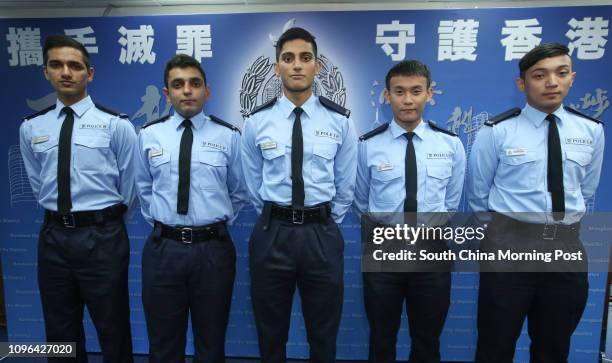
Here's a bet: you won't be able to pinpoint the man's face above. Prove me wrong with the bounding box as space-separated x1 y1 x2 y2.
164 66 209 119
43 46 93 104
385 75 432 128
275 39 320 95
516 54 575 114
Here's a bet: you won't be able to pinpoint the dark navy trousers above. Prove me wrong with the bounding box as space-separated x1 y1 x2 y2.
249 205 344 363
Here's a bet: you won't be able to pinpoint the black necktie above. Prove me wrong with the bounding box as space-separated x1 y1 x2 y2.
57 106 74 214
546 114 565 220
291 107 305 209
404 132 417 213
177 119 193 215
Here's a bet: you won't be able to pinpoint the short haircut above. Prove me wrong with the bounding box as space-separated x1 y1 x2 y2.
164 54 207 88
385 60 432 89
519 43 570 79
43 34 91 68
275 27 318 61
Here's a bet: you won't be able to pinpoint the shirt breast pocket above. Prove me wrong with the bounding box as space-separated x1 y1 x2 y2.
32 137 58 178
261 144 287 183
149 152 171 191
73 136 112 173
425 166 452 204
371 167 403 203
198 150 228 189
311 143 337 182
498 153 539 190
564 150 592 191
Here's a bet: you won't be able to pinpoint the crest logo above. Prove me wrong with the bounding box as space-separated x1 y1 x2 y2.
239 19 347 118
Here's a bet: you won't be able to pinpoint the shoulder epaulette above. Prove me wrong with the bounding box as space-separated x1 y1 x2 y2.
249 97 277 116
428 120 458 137
359 123 389 141
142 114 170 129
484 107 521 126
95 103 129 119
319 96 351 118
23 105 56 121
210 115 240 133
564 106 603 124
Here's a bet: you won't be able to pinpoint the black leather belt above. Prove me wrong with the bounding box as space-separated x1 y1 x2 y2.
156 221 226 244
493 213 580 240
269 203 331 224
45 204 126 228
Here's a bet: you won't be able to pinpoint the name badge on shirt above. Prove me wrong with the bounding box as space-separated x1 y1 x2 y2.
32 135 49 144
377 163 394 171
80 124 108 130
505 148 527 156
260 141 277 150
315 129 339 141
202 141 227 151
427 152 451 159
149 149 163 158
565 137 593 146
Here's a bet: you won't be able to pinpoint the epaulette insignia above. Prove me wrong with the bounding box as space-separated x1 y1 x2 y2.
359 123 389 141
210 115 240 133
428 120 458 137
249 97 277 116
484 107 521 126
564 106 603 124
319 96 351 118
23 105 56 121
95 103 129 119
142 114 170 129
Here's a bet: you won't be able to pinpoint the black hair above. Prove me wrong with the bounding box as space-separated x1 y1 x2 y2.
164 54 207 88
275 27 318 61
519 43 570 79
43 34 91 68
385 60 432 89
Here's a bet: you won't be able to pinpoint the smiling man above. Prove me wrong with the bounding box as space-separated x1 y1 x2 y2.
19 34 136 363
354 60 466 363
135 54 246 363
241 27 357 363
468 43 605 362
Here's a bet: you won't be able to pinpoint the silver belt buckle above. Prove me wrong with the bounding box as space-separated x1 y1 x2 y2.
180 228 193 244
542 224 557 240
62 214 76 228
292 209 304 224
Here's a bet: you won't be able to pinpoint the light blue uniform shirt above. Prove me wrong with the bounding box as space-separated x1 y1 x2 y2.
19 96 137 212
135 112 247 227
241 95 358 223
467 103 605 224
355 119 466 216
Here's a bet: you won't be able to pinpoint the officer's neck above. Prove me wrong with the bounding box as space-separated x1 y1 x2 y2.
394 118 422 133
58 91 88 108
526 99 563 115
283 88 312 108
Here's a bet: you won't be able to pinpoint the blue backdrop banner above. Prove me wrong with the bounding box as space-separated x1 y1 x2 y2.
1 5 610 362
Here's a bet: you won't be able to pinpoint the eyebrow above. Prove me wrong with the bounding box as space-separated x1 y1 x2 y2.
171 77 203 82
530 65 571 72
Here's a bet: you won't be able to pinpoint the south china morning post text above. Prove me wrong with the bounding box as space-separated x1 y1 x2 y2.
371 224 583 264
361 216 588 272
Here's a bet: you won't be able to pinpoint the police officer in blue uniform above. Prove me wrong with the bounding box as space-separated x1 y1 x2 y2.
19 35 136 363
467 43 605 362
355 60 466 363
241 27 357 363
135 54 247 363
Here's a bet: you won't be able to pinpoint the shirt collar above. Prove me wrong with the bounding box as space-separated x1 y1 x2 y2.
54 95 94 119
523 102 565 128
171 111 205 131
390 118 427 141
279 94 316 120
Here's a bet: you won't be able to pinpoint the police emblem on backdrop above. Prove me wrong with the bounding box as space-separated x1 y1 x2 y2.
239 19 347 118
